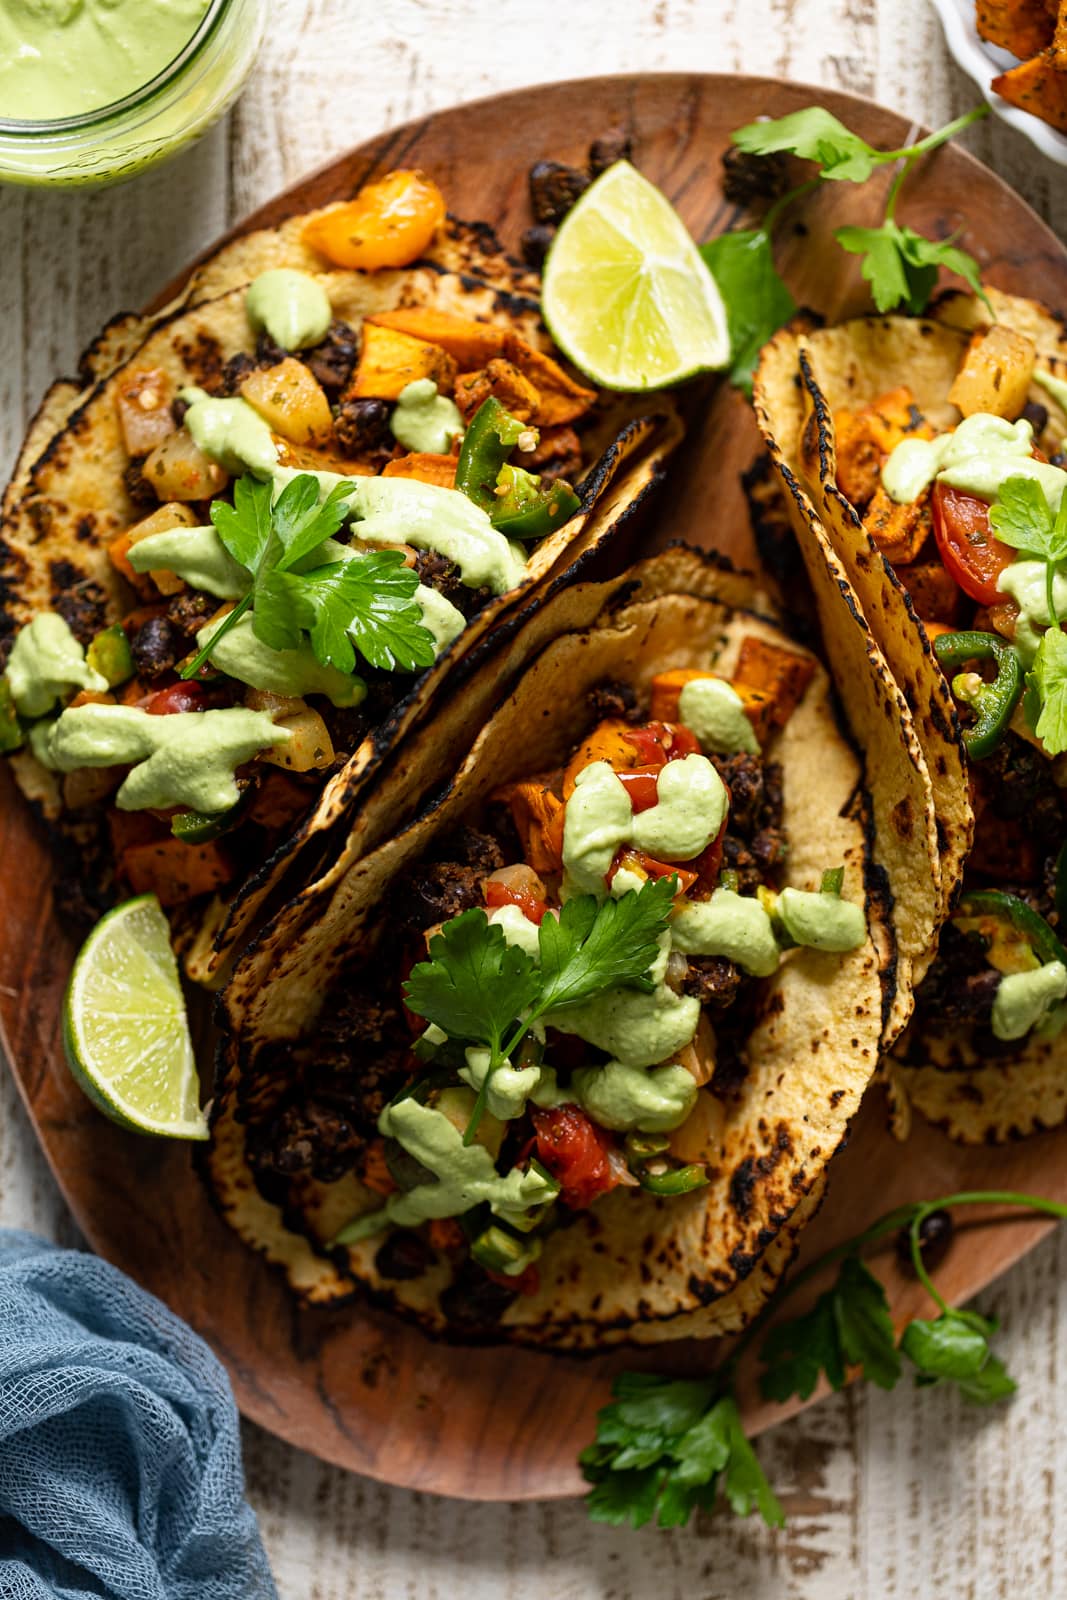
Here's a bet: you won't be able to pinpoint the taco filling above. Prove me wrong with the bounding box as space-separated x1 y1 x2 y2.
240 645 866 1330
0 171 621 939
830 329 1067 1051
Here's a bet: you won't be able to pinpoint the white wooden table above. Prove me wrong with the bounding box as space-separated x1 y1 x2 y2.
4 3 1067 1595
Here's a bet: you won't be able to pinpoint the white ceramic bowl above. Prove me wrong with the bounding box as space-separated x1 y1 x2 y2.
929 0 1067 165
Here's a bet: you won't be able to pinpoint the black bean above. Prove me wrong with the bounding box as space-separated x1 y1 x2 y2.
131 615 181 679
896 1208 954 1274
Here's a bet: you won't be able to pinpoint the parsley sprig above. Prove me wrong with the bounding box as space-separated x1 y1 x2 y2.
403 877 675 1143
181 473 436 681
582 1188 1067 1531
990 475 1067 629
705 104 990 391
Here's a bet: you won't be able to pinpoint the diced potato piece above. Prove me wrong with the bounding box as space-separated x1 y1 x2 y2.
261 707 335 772
733 637 816 730
993 49 1067 134
899 559 963 625
668 1085 724 1165
833 387 932 510
123 502 197 596
454 359 540 424
115 367 175 457
365 308 509 371
244 687 308 718
976 0 1056 55
240 358 333 447
381 451 457 488
344 324 457 401
143 429 228 501
561 718 641 798
948 324 1037 419
650 668 775 744
121 838 235 905
862 484 933 565
676 1011 716 1087
1055 0 1067 67
495 779 565 875
503 334 597 426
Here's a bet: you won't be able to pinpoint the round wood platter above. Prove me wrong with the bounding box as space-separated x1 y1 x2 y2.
5 73 1067 1502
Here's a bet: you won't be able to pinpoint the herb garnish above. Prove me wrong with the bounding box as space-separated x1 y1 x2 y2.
706 104 990 392
181 473 436 680
582 1188 1067 1531
1026 624 1067 755
404 877 675 1143
990 474 1067 628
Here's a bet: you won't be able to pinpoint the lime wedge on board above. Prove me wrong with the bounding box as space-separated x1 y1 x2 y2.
63 894 207 1139
541 159 729 391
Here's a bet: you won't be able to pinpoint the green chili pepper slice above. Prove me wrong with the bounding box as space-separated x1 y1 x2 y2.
637 1163 710 1197
956 889 1067 969
932 630 1022 760
492 464 581 540
454 397 526 512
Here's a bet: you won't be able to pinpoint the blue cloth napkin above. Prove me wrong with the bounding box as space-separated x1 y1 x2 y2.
0 1230 276 1599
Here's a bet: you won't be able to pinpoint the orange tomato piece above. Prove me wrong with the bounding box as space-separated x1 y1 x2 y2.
302 170 446 270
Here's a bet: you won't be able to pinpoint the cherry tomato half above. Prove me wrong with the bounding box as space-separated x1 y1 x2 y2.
931 482 1016 607
614 768 660 813
531 1104 618 1210
611 846 699 897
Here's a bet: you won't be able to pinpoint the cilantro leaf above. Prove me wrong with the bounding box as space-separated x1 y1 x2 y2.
699 230 796 394
582 1376 781 1531
537 877 674 1012
835 222 986 316
1026 624 1067 754
211 473 275 572
760 1255 899 1402
733 107 882 182
901 1308 1017 1405
256 554 436 675
271 475 353 571
404 908 542 1061
760 1289 845 1402
834 1256 902 1388
989 476 1057 561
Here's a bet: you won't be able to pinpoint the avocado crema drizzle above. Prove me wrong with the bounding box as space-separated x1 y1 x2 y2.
328 688 865 1285
0 267 580 840
882 409 1067 1044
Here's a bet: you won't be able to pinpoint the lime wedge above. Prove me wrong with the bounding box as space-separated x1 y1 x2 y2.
542 160 729 391
63 895 208 1139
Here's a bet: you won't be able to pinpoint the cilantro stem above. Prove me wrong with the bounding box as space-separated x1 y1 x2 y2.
761 176 821 236
180 592 253 681
881 104 989 163
462 1016 532 1146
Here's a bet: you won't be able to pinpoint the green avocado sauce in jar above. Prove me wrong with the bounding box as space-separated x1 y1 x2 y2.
0 0 266 188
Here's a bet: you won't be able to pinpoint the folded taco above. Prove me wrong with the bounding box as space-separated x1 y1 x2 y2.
208 548 887 1347
0 169 677 979
756 289 1067 1141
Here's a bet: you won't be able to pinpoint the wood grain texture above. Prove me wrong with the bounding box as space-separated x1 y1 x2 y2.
3 3 1067 1595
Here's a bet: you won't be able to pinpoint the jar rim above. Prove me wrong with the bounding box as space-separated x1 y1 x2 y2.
0 0 231 135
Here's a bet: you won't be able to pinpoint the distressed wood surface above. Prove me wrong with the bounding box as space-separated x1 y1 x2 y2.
3 2 1067 1595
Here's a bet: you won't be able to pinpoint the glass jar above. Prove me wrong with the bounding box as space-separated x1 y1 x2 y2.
0 0 267 189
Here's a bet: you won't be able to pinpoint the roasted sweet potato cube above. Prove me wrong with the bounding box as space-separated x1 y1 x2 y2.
1054 0 1067 66
120 838 234 905
503 333 597 426
898 559 963 625
862 484 934 565
454 358 540 424
493 780 565 875
381 452 457 488
948 325 1036 419
649 669 775 744
561 718 643 798
344 324 458 401
976 0 1056 55
733 637 816 730
240 358 334 446
364 308 508 371
834 388 931 510
993 49 1067 134
116 501 197 597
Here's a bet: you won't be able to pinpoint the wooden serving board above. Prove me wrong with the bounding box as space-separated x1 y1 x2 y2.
4 73 1067 1502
